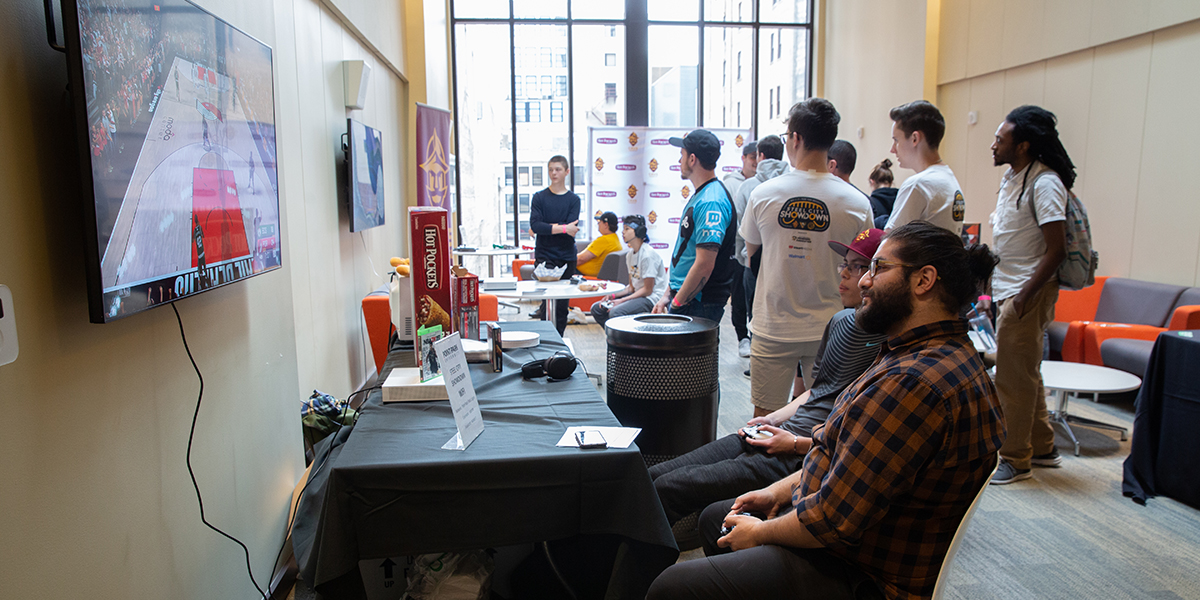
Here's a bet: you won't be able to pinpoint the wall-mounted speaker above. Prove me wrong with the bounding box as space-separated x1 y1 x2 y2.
343 60 372 110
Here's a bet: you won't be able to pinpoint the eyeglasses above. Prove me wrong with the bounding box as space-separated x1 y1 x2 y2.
868 257 918 278
838 262 869 275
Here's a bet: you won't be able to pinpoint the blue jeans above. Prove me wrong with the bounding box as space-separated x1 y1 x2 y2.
669 298 725 324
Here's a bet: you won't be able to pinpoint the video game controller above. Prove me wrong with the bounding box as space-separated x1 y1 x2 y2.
719 512 754 536
741 425 775 440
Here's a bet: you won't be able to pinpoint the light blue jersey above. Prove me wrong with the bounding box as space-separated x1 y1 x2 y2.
669 179 736 303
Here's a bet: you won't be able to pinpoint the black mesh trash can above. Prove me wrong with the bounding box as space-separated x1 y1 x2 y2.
605 314 720 465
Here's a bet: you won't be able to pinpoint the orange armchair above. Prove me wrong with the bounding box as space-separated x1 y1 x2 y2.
362 286 395 374
512 259 535 279
1057 277 1200 365
1053 277 1107 362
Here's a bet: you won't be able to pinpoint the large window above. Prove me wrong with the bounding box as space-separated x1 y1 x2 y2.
451 1 812 256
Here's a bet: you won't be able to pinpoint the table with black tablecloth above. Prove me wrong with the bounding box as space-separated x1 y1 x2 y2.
291 321 678 598
1122 330 1200 509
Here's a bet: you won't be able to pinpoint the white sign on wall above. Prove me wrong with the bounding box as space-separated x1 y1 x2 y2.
586 126 751 267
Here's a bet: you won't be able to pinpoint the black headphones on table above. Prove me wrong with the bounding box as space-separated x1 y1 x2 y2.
521 351 578 380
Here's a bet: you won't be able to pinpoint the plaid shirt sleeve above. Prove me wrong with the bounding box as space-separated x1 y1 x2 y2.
791 371 948 547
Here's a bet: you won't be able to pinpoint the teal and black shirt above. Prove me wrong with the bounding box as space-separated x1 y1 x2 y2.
669 178 738 305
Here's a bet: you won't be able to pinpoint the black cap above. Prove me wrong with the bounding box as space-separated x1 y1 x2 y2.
595 211 618 231
668 129 721 167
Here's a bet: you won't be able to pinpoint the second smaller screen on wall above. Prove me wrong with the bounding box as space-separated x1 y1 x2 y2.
349 118 385 232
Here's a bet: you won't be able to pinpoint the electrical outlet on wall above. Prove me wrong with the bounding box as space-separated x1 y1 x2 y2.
0 285 18 366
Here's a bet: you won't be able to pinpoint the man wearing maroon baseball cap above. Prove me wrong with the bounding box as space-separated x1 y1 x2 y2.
829 227 885 262
650 228 887 550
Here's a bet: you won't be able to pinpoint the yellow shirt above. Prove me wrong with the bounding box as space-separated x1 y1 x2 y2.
577 233 622 276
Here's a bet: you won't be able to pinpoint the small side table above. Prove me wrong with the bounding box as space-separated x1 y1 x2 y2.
1040 361 1140 456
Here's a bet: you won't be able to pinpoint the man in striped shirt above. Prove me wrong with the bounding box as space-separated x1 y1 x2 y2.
651 229 887 529
648 222 1005 600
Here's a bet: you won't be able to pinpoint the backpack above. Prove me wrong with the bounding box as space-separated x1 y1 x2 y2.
1026 171 1099 291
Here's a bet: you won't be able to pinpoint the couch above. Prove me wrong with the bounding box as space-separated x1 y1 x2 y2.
1048 276 1200 377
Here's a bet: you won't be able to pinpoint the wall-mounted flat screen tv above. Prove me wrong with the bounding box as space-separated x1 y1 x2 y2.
63 0 282 323
347 118 384 232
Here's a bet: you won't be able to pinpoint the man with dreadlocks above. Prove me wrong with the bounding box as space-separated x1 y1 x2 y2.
988 105 1075 485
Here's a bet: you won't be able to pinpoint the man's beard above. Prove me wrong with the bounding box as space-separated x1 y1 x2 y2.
856 278 914 335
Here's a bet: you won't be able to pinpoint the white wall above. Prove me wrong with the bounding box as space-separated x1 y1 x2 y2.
280 0 409 400
937 6 1200 287
423 0 451 110
0 0 408 597
820 0 928 194
823 0 1200 288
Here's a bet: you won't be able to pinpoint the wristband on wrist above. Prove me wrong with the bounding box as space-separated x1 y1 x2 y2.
671 296 683 308
792 435 800 453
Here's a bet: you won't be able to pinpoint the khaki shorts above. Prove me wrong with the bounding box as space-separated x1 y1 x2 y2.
750 335 822 412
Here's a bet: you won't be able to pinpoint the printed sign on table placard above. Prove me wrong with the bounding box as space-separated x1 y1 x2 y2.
434 332 484 450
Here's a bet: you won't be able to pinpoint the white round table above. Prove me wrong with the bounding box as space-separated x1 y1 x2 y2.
489 279 622 326
1040 361 1140 456
452 247 533 277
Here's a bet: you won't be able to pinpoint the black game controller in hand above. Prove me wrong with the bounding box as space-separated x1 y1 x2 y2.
719 512 754 536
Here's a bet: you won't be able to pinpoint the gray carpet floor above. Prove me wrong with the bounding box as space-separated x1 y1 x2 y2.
293 303 1200 599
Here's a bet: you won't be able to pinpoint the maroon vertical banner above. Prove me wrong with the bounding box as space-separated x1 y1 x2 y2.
416 103 452 208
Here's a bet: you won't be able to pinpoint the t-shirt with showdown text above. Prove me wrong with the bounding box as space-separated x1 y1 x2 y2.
740 170 872 343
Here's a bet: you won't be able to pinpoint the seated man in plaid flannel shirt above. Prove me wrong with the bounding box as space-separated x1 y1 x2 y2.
648 221 1007 600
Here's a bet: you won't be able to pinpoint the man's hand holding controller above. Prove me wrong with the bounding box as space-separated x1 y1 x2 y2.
717 511 762 551
741 423 810 456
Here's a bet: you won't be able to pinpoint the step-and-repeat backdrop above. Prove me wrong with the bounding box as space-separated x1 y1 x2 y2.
586 126 751 267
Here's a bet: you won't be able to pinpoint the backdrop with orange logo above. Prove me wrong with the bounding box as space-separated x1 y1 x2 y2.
587 126 750 266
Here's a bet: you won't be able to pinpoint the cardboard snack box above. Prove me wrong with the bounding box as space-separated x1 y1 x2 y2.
452 265 480 340
409 207 452 361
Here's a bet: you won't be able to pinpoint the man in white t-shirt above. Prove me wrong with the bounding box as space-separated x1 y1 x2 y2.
590 214 667 327
987 105 1072 485
883 100 965 236
740 98 873 417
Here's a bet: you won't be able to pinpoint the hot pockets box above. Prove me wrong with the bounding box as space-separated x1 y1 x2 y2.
409 207 452 355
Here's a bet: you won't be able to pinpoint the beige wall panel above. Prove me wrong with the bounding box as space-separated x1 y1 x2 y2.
938 0 971 84
325 0 406 74
278 0 319 415
966 0 1005 77
1082 35 1152 279
962 72 1006 241
1001 0 1048 68
292 0 339 387
1001 61 1047 112
424 0 452 109
1129 21 1200 286
1042 50 1094 198
319 5 368 388
1043 0 1093 59
936 80 972 200
822 0 926 193
1090 0 1150 47
1148 0 1200 31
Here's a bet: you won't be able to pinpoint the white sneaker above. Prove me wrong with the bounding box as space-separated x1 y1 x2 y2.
738 338 751 358
567 307 588 325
